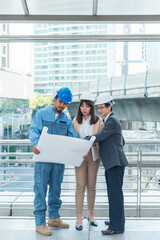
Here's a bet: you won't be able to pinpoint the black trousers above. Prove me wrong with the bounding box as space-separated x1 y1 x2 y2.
105 166 125 231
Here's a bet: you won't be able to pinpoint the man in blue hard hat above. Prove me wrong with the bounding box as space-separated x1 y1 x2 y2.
29 87 78 236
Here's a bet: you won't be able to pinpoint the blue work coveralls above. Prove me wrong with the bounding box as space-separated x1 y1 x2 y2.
29 105 78 226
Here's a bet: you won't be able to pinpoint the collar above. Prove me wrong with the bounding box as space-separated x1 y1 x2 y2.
104 111 113 122
51 105 64 118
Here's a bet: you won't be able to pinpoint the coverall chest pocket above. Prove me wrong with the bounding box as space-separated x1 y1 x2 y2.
42 120 53 134
57 123 68 136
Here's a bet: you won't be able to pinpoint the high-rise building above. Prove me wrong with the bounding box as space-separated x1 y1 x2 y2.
33 24 116 96
33 23 160 96
0 24 9 68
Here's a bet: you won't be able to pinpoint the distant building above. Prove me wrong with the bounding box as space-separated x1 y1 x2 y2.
33 24 117 96
0 24 9 68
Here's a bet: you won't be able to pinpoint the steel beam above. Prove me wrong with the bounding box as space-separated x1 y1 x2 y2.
93 0 98 15
21 0 29 15
0 15 160 23
1 34 160 42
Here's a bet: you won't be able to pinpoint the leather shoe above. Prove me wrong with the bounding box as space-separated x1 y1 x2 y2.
88 218 98 227
75 225 83 231
104 220 110 225
102 229 124 235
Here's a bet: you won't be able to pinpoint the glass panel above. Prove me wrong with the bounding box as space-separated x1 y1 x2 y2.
27 0 93 15
7 23 160 36
3 23 160 76
98 0 160 15
9 23 34 35
0 0 24 14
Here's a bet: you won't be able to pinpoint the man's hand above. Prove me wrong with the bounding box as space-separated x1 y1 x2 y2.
32 145 40 154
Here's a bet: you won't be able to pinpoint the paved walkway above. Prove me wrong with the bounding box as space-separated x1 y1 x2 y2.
0 218 160 240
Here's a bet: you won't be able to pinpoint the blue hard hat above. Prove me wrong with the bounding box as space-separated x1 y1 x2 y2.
57 87 72 104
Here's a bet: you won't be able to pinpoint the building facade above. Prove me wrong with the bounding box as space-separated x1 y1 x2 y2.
33 24 116 96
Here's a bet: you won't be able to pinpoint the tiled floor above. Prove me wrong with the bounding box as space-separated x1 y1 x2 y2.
0 218 160 240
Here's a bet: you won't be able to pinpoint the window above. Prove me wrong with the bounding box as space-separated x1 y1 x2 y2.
2 46 6 54
2 24 6 32
1 57 6 67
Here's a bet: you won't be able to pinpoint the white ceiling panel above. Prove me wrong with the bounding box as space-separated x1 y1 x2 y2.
27 0 93 15
98 0 160 15
0 0 24 14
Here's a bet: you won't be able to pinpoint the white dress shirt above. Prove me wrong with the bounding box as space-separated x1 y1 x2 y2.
104 111 113 122
79 116 92 139
79 116 96 161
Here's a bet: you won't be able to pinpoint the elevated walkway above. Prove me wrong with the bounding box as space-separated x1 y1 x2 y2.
67 69 160 121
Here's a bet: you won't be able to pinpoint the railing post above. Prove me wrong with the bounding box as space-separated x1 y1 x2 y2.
123 75 127 95
144 68 148 97
97 79 100 96
110 77 112 95
78 82 80 99
88 81 90 92
137 145 142 217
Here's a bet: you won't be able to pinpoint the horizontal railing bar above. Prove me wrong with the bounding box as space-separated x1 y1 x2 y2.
0 176 139 180
0 153 33 157
0 162 159 167
0 160 34 164
0 180 138 184
0 139 160 145
0 193 140 197
0 194 159 198
0 154 160 160
0 140 31 145
0 188 149 191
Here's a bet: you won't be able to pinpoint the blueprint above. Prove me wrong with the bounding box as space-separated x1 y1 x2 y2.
33 127 95 167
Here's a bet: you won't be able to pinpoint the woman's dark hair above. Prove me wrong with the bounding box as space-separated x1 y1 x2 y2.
76 100 99 124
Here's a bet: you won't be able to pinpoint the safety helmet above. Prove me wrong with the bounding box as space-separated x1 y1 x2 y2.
95 93 115 105
57 87 72 104
80 92 95 102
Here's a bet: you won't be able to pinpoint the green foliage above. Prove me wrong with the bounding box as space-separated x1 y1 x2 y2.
30 93 52 109
30 93 52 119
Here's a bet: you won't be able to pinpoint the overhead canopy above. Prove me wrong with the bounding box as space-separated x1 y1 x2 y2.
0 0 160 22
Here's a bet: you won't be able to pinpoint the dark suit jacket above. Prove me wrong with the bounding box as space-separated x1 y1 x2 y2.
92 112 128 170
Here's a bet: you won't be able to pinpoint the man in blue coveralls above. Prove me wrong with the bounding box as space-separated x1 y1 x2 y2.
29 87 78 236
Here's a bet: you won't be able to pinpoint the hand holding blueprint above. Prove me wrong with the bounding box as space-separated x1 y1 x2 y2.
33 127 96 167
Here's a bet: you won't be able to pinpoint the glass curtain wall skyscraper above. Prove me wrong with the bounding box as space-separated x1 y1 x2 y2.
33 23 160 97
33 24 116 96
0 24 9 68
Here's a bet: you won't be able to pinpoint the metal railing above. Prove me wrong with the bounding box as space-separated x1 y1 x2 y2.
68 69 160 101
0 139 160 217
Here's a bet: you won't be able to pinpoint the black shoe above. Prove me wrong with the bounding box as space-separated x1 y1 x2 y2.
104 220 110 225
75 225 83 231
88 218 98 227
101 229 124 235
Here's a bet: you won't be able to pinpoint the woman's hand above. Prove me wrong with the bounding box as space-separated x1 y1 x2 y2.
83 151 89 158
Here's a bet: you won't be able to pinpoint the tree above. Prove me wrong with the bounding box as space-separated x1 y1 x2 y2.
30 93 52 118
30 93 52 109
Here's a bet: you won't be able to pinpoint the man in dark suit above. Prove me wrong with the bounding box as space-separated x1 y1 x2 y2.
85 93 128 235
